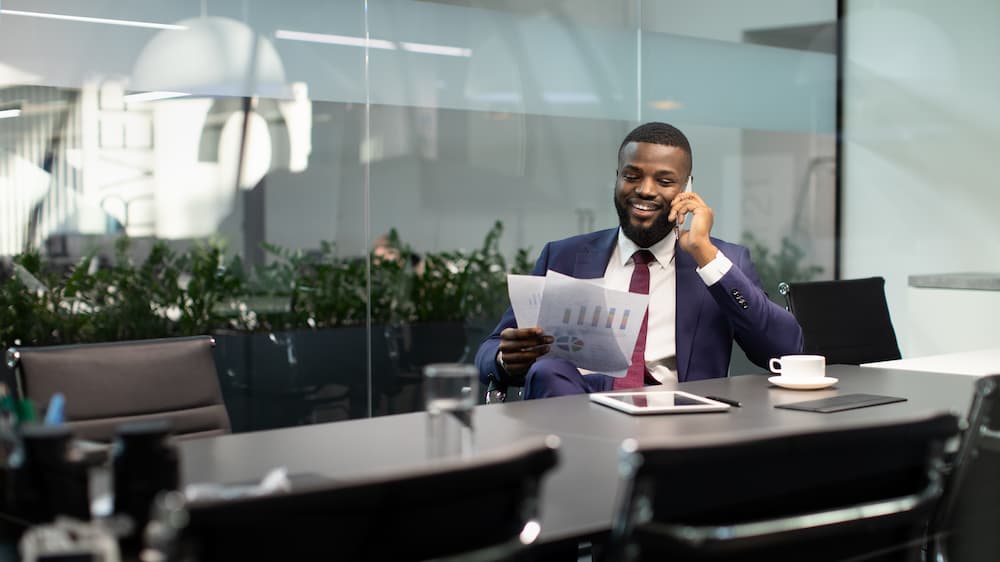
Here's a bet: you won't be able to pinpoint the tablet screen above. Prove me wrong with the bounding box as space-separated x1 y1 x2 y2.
605 393 708 408
589 390 730 415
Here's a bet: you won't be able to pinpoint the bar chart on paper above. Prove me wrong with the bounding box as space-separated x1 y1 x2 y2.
560 305 636 331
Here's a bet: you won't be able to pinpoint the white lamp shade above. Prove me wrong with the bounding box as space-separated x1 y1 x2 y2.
131 16 288 99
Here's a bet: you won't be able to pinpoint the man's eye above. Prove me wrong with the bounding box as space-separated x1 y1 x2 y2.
623 175 639 182
658 180 674 187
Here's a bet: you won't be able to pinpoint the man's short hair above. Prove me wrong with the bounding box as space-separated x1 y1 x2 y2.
617 122 692 172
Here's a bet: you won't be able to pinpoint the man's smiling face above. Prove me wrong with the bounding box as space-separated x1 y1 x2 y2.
613 141 691 248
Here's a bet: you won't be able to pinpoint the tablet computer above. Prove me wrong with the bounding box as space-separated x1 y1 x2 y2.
589 390 731 415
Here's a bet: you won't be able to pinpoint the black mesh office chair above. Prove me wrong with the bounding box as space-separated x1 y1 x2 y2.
146 436 560 562
605 412 959 561
6 336 230 441
930 374 1000 562
778 277 902 365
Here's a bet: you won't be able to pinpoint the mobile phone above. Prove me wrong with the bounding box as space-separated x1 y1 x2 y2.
676 176 694 233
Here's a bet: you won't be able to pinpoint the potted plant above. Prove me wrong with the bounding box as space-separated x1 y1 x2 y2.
741 232 824 303
0 223 531 431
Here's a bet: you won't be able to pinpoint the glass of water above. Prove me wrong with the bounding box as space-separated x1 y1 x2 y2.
423 363 478 458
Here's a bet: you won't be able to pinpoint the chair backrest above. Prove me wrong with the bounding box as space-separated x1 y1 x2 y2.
930 373 1000 562
779 276 901 364
6 336 230 441
607 412 959 561
152 436 560 562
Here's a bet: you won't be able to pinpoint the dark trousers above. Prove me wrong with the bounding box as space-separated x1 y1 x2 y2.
523 357 615 399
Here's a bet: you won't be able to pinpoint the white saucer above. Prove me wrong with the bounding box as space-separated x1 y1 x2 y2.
768 375 838 390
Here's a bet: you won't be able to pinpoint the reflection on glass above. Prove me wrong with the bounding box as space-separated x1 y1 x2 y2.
0 0 837 429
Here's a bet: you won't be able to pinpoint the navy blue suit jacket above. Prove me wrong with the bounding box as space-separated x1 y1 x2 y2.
475 228 803 386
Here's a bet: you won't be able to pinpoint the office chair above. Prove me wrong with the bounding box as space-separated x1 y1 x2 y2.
383 321 470 414
6 336 230 441
485 372 523 404
779 276 902 364
245 329 359 426
147 436 560 562
605 412 959 562
929 374 1000 562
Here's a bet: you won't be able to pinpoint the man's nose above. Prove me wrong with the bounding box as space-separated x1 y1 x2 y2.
636 179 656 196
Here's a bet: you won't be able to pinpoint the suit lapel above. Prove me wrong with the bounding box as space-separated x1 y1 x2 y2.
675 242 705 382
573 229 617 279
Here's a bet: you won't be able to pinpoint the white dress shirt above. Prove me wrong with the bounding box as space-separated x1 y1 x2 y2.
602 228 733 383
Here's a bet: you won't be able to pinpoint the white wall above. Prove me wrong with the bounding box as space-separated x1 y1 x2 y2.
843 0 1000 356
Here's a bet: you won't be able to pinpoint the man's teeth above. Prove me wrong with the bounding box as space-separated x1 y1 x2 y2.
632 202 658 211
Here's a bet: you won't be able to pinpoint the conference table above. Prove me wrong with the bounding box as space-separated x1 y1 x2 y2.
177 365 979 546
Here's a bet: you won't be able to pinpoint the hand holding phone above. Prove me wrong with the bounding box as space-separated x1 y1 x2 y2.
672 176 719 266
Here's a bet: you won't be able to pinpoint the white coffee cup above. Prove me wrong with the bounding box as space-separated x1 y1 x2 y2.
768 355 826 379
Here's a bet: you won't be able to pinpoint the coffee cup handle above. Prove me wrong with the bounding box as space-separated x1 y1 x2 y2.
769 358 782 374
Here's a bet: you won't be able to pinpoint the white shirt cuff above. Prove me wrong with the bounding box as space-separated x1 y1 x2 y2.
696 250 732 286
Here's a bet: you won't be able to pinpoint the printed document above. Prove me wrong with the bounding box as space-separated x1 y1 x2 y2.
507 271 648 376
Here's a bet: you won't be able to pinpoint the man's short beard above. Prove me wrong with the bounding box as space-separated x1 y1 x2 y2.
614 193 674 248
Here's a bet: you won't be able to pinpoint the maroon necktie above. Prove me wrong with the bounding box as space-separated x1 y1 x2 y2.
614 250 654 390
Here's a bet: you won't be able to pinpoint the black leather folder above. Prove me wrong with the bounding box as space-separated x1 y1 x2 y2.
775 393 907 413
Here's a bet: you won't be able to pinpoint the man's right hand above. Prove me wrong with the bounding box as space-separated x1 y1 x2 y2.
497 327 553 381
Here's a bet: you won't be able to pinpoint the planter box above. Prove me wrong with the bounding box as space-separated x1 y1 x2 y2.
213 322 469 432
0 323 471 434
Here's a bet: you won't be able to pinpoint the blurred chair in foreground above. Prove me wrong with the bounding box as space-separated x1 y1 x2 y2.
148 436 560 561
6 336 230 441
779 276 901 365
930 374 1000 562
606 412 958 562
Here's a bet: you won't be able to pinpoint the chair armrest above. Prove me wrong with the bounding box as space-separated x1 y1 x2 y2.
647 476 942 548
485 375 508 404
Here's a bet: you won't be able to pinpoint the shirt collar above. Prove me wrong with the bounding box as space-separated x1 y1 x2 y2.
616 227 676 268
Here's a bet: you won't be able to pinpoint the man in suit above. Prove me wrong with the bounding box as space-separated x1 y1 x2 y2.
475 122 803 399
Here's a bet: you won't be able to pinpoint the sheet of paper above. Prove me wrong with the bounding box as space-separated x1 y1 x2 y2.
506 274 545 327
537 271 649 376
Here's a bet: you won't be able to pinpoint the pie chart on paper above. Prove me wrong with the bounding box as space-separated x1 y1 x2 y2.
555 335 585 353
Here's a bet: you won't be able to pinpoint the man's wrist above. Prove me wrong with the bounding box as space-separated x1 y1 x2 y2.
696 249 732 286
690 241 719 268
496 350 509 374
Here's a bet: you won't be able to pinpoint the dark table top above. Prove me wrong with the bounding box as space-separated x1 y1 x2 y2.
177 365 979 543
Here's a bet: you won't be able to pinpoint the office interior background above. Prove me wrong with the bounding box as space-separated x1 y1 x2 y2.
1 0 997 429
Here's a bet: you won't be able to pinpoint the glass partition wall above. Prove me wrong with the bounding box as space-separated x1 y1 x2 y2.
0 1 837 431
